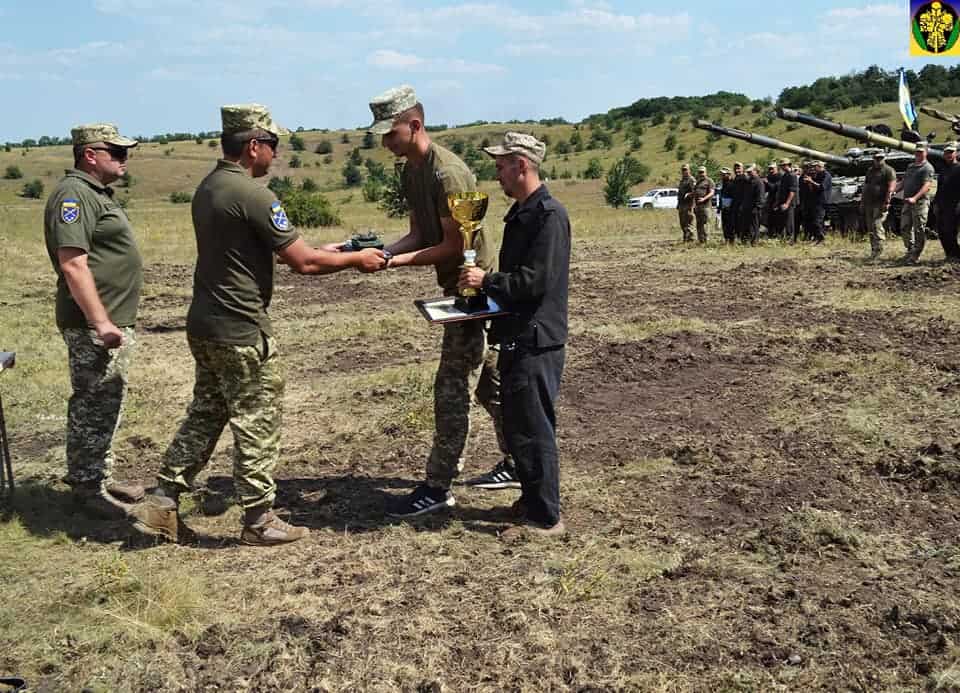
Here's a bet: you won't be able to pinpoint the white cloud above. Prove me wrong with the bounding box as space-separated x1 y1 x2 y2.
367 50 505 74
368 50 424 69
826 4 902 20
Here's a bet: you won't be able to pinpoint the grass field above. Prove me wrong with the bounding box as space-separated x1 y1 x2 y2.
2 101 960 691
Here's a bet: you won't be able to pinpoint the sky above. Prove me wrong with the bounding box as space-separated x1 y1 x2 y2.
0 0 940 141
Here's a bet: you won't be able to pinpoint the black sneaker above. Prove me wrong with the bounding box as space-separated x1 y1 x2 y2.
463 459 521 490
386 484 455 518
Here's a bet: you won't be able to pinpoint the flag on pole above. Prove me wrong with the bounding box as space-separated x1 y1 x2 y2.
898 68 918 131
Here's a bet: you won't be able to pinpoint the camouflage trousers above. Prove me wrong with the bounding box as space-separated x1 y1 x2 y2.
900 197 930 258
694 205 712 243
157 334 283 510
678 205 694 242
862 204 888 253
61 327 137 487
426 320 508 490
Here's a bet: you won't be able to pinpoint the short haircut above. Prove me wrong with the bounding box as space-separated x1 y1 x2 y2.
396 102 425 126
73 145 86 168
221 128 272 157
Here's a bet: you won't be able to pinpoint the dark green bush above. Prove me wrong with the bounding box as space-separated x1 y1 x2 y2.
21 179 44 199
169 191 192 204
282 191 341 227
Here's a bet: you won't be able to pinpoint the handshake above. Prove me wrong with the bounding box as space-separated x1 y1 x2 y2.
319 232 392 273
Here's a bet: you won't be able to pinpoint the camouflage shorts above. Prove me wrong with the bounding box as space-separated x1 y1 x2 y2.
61 327 137 487
157 333 284 510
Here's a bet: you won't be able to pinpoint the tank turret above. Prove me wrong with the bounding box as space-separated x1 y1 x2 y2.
693 120 854 171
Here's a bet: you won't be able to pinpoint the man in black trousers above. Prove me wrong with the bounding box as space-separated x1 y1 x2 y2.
459 132 570 539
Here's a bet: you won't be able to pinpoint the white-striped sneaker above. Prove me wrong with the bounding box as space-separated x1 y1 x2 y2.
386 484 455 518
463 459 521 490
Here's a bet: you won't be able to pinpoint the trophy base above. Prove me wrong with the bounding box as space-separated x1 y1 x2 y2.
454 294 489 313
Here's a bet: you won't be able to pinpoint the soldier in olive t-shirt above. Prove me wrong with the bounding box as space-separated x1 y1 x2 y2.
366 85 511 519
42 122 145 517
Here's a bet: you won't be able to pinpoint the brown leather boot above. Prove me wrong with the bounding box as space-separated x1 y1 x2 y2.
128 494 179 542
72 482 134 519
240 509 308 546
105 480 145 503
500 517 567 543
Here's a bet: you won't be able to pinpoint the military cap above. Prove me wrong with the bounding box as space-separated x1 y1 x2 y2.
767 163 776 169
71 123 137 148
915 140 928 151
681 163 690 170
733 161 744 168
720 167 731 174
697 165 707 172
367 85 418 135
220 104 288 137
812 160 825 167
873 150 887 159
745 163 757 172
779 157 792 165
483 131 547 166
944 141 958 152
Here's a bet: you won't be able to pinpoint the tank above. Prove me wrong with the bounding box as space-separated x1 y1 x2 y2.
775 107 947 171
694 120 871 235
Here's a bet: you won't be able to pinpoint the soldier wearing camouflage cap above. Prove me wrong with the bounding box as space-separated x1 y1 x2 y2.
130 104 384 545
43 122 146 519
934 142 960 260
693 166 715 243
459 132 570 539
361 85 512 520
895 139 936 263
676 164 696 242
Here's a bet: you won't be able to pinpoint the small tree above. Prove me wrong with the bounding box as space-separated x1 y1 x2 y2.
349 147 363 166
289 154 303 169
208 139 218 148
664 133 677 151
289 134 306 152
119 171 135 188
362 176 383 202
604 155 650 208
583 158 603 179
340 133 351 144
728 141 738 154
282 191 342 227
169 191 192 204
342 162 363 187
3 165 23 180
314 140 333 155
21 179 44 199
362 132 376 149
300 177 318 193
268 176 296 199
378 170 409 218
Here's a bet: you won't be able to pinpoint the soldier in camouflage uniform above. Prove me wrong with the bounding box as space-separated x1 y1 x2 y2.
861 151 897 260
677 165 696 242
693 166 714 243
43 123 146 518
129 105 384 545
895 141 936 264
365 85 512 518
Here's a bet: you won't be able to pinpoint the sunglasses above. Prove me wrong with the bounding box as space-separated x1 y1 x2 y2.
255 137 279 153
88 146 130 161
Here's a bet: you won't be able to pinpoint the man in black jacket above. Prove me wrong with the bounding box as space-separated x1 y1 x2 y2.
459 132 570 539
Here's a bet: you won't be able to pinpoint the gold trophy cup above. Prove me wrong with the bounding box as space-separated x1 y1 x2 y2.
448 192 489 312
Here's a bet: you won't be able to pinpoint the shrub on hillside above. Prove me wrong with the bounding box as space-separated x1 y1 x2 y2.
340 133 350 144
282 191 341 227
21 179 44 199
289 134 306 152
583 158 603 179
268 176 296 199
604 155 650 208
289 155 303 169
300 177 318 193
314 140 333 155
664 133 677 151
342 162 363 187
169 191 192 204
362 132 376 149
4 165 23 180
378 170 409 218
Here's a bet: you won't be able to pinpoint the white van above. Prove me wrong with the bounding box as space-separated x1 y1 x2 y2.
627 188 679 209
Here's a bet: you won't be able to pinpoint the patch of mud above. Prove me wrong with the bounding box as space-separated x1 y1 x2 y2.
846 264 960 292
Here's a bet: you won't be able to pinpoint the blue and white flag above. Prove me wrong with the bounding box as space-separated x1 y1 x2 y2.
898 68 918 131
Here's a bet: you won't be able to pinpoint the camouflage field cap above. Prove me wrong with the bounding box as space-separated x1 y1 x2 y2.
745 163 757 172
220 104 289 137
681 163 690 170
720 166 731 174
873 150 887 159
697 165 707 173
915 140 928 151
733 161 744 169
484 131 547 166
944 142 958 152
779 157 792 165
71 123 138 148
367 85 418 135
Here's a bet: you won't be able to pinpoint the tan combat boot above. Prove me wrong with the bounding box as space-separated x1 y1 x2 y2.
240 509 309 546
128 494 179 542
72 481 135 519
105 480 145 503
500 517 567 543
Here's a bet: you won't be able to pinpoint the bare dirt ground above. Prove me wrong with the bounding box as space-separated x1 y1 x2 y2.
4 226 960 691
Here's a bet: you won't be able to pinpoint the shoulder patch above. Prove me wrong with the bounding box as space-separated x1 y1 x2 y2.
270 201 290 231
61 199 80 224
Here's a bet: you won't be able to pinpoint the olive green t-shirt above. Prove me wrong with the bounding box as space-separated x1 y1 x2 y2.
401 142 495 291
43 169 143 329
186 160 299 346
862 163 896 206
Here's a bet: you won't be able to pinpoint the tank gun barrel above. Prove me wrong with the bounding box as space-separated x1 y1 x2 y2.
693 120 852 168
776 107 944 160
919 105 960 124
